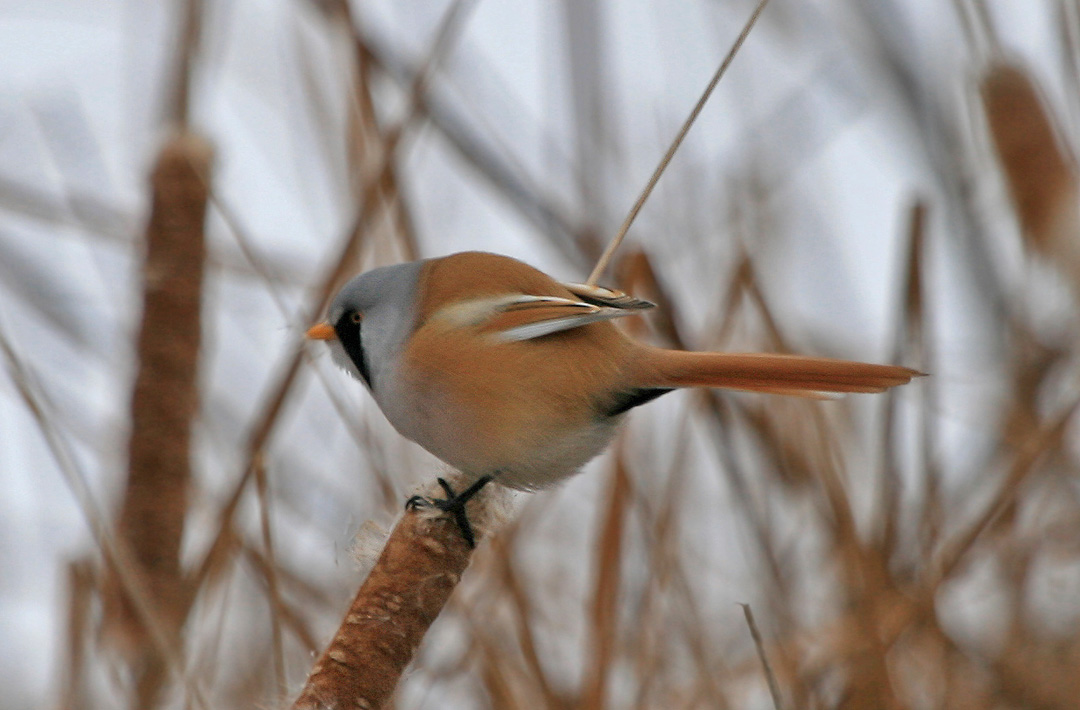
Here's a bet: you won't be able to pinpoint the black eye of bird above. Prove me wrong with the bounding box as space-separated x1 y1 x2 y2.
350 311 362 324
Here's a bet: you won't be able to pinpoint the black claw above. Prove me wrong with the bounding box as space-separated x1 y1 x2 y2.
405 494 429 511
436 477 457 499
407 475 494 548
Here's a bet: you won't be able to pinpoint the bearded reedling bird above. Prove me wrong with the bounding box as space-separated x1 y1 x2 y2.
307 251 921 545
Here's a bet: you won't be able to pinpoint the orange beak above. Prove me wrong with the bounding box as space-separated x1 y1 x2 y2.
305 322 337 341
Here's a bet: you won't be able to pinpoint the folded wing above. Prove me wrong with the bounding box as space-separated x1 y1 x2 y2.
433 290 650 342
479 295 642 342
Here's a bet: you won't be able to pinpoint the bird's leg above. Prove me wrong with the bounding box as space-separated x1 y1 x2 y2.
405 475 493 548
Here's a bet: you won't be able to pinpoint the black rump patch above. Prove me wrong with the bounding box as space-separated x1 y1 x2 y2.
603 387 673 417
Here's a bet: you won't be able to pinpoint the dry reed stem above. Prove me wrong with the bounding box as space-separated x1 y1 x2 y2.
806 412 901 710
342 1 420 262
477 637 525 709
618 251 792 629
993 635 1080 709
187 0 475 613
586 0 772 286
253 454 288 697
315 0 421 265
104 131 212 707
0 326 209 709
291 476 495 710
206 184 400 512
891 200 943 564
61 561 93 710
740 603 783 710
582 447 632 710
930 401 1076 588
456 595 537 708
357 32 588 262
165 0 203 128
490 534 564 707
614 250 682 346
241 546 322 654
0 171 133 241
877 201 925 548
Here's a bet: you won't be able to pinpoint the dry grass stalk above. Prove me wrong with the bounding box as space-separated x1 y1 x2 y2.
61 560 94 710
313 0 420 267
582 448 632 709
358 30 588 263
253 454 288 697
0 325 207 709
740 603 783 710
343 3 420 262
241 546 323 654
889 200 936 558
102 131 212 707
586 0 772 286
13 2 1079 707
929 401 1075 588
291 475 497 710
488 531 566 707
184 0 477 637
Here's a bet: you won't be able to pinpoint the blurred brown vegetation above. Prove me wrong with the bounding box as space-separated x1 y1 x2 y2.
3 1 1080 709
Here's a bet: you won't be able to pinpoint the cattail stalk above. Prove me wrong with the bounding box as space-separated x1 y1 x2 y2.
104 132 212 708
982 63 1080 291
292 476 495 710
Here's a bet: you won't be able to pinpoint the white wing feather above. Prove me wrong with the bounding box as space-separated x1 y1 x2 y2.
433 293 643 342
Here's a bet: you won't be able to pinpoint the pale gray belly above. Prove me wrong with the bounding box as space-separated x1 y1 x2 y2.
376 376 621 490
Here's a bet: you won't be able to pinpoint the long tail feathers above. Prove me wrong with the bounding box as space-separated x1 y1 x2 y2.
636 349 923 397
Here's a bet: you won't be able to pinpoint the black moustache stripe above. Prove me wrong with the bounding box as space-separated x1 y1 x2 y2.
335 318 372 388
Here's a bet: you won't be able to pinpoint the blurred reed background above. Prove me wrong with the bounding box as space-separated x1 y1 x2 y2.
1 0 1079 708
